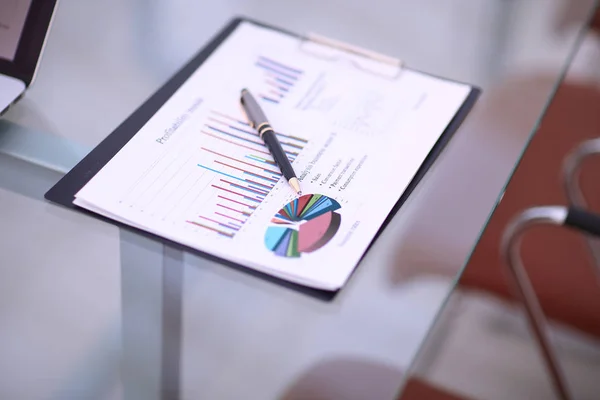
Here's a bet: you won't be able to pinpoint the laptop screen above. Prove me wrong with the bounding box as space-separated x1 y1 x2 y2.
0 0 55 86
0 0 33 62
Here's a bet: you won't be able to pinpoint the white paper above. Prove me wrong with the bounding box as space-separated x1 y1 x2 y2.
74 22 472 290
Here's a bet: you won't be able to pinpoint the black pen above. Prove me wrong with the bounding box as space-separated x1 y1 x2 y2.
240 88 302 195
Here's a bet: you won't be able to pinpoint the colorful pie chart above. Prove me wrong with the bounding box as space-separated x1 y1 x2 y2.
265 194 342 258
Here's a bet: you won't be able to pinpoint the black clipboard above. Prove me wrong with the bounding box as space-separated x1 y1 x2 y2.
45 17 480 297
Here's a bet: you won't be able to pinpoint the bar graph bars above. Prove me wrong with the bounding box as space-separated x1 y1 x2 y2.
255 55 303 104
186 110 308 238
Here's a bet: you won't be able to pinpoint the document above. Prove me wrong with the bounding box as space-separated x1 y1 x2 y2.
74 22 472 290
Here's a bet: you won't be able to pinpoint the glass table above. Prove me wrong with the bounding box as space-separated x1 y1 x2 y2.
0 1 598 399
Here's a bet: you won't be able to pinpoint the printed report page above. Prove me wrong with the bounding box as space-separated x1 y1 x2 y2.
74 22 471 290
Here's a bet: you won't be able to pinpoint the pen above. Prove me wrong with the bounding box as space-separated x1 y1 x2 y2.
240 88 302 195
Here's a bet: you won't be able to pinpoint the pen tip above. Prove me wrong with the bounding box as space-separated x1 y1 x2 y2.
241 88 249 95
289 178 302 195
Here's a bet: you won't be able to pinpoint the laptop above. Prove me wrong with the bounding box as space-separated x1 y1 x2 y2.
0 0 58 116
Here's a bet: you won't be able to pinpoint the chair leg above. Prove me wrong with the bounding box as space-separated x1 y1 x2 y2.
501 206 572 400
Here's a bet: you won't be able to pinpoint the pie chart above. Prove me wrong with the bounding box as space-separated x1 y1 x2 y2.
264 194 341 258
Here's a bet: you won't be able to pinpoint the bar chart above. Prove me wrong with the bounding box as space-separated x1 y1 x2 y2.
255 55 303 104
114 105 309 240
185 110 308 238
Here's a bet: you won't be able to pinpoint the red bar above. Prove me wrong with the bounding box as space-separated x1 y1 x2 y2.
245 178 274 189
214 160 279 183
218 195 256 209
200 131 270 155
220 179 268 196
212 185 250 198
201 147 267 171
265 80 288 91
215 212 245 224
199 215 225 225
259 56 303 74
210 110 249 126
207 119 307 144
186 220 234 237
214 160 251 174
269 89 285 97
200 147 281 175
217 203 251 216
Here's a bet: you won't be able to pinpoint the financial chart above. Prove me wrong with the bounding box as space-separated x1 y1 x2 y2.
116 108 307 239
254 55 304 104
73 20 473 290
265 194 342 257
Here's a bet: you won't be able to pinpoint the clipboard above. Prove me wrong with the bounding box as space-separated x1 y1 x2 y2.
45 17 481 296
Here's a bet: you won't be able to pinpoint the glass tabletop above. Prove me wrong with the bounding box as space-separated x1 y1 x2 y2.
0 1 598 399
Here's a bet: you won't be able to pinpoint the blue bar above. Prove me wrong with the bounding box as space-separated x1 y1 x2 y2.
265 169 281 176
207 125 263 146
229 123 295 143
255 62 299 80
210 220 236 229
274 76 294 86
244 179 272 190
229 125 257 136
261 96 280 104
258 56 304 74
248 184 269 194
246 155 270 164
269 84 289 92
225 181 267 196
243 170 278 183
198 164 243 182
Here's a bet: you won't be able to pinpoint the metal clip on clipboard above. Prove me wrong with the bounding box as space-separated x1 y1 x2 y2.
298 32 404 80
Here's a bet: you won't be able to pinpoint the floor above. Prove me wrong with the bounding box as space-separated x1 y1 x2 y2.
416 290 600 400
